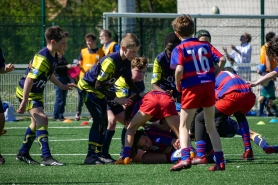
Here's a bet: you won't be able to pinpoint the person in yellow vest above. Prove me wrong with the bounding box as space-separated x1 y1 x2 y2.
258 32 278 117
75 33 105 121
99 29 120 55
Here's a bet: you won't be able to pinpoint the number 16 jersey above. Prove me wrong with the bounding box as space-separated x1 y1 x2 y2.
170 38 223 88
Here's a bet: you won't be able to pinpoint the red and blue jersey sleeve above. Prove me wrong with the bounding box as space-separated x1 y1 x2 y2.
171 38 221 88
215 71 251 99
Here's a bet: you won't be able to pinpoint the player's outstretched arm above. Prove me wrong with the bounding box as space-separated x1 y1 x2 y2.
50 74 76 90
248 71 278 87
0 63 14 73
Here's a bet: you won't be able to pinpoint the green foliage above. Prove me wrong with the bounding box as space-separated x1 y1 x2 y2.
0 0 177 64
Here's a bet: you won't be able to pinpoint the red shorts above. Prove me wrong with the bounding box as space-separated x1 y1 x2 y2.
181 82 215 109
139 91 178 120
216 91 256 116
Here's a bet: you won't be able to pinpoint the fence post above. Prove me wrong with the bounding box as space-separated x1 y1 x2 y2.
41 0 45 48
261 0 265 46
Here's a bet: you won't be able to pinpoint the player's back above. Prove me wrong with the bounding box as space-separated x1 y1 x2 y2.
171 38 222 88
215 71 251 99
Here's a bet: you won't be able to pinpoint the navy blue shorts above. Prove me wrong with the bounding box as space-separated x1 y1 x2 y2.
107 104 124 115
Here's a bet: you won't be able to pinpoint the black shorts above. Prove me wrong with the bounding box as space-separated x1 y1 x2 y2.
217 117 238 138
107 104 124 115
0 97 4 113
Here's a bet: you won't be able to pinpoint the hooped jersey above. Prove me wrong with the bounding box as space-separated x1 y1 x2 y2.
77 51 132 99
215 71 252 99
145 127 176 153
170 38 223 88
151 51 178 94
16 47 57 101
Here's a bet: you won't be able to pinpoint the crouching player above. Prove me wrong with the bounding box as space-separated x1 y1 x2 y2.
192 70 255 166
115 91 180 164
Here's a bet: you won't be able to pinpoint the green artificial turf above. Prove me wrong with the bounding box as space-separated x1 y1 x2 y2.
1 117 278 185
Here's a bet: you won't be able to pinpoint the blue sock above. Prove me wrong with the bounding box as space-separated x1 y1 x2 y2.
36 126 51 158
238 121 252 151
101 130 115 156
121 128 127 146
259 102 264 115
20 125 36 154
123 147 131 159
87 127 100 157
214 151 224 165
181 148 190 161
196 140 206 157
254 135 269 150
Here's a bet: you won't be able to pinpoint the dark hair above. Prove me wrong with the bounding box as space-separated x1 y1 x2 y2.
195 29 211 41
164 32 180 47
85 33 97 41
244 32 252 43
131 130 146 158
44 26 69 43
266 37 278 58
100 29 112 38
124 94 142 125
266 32 276 42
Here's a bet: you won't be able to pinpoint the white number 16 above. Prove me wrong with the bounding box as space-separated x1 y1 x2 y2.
187 47 210 73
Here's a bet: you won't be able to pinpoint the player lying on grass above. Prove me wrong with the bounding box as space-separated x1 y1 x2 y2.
115 91 180 164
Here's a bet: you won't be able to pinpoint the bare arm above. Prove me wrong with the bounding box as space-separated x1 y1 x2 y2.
175 65 183 92
249 71 278 87
0 64 14 73
50 74 76 90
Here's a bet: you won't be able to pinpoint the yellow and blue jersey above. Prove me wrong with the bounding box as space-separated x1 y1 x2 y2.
151 51 179 97
77 51 132 99
107 77 145 108
16 47 57 101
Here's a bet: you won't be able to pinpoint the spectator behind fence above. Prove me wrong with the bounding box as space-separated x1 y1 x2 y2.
0 47 15 165
223 32 252 81
15 26 76 166
75 33 105 121
53 50 73 121
258 32 278 117
99 29 120 55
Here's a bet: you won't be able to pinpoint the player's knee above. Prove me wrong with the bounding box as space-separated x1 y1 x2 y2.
258 96 265 103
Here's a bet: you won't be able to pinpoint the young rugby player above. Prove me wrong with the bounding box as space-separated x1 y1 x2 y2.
16 26 75 166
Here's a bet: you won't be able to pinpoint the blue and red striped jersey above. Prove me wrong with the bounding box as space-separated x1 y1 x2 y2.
170 38 223 88
215 71 252 99
145 127 176 153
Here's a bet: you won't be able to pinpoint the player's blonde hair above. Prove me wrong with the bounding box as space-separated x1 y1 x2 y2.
172 14 195 38
120 33 140 48
131 57 148 70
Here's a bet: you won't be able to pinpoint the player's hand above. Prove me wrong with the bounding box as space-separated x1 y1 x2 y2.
246 81 257 87
172 139 180 149
17 100 27 114
67 64 73 69
114 97 133 107
61 83 76 90
5 63 15 73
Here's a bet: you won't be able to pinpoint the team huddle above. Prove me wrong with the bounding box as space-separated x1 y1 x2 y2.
2 14 278 171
